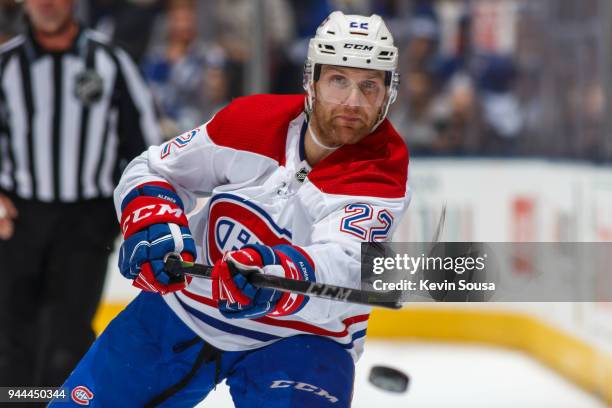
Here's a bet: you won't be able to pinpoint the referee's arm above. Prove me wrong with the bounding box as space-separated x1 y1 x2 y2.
114 48 162 162
0 52 17 239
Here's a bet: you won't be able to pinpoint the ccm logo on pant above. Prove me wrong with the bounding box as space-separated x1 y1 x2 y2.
270 380 339 403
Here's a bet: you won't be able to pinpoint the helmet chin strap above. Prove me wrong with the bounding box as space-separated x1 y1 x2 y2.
308 122 340 150
371 95 391 131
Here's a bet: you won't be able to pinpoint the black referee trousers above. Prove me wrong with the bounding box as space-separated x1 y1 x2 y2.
0 194 118 387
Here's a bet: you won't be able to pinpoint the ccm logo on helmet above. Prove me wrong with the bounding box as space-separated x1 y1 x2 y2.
344 43 374 51
270 380 339 403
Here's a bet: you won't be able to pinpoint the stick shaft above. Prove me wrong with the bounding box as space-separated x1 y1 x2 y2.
166 259 402 309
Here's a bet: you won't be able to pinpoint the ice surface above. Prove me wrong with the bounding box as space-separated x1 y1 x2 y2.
197 341 607 408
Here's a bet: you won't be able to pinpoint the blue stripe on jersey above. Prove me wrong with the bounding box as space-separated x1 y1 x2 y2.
176 296 281 342
299 120 307 162
176 295 364 350
340 329 367 349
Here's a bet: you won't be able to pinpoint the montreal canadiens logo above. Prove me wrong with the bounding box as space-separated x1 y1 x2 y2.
206 193 292 264
71 385 94 406
160 127 200 159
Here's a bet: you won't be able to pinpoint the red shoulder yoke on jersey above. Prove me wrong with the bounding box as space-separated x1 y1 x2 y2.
206 94 305 166
308 119 409 199
206 94 409 199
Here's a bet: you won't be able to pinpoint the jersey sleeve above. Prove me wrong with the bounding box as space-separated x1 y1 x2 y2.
113 94 300 217
287 183 411 324
113 121 278 217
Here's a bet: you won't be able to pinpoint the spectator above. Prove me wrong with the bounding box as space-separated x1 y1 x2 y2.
391 4 474 155
405 14 440 73
474 53 523 154
390 70 444 152
84 0 165 63
214 0 295 97
280 0 333 93
142 0 229 138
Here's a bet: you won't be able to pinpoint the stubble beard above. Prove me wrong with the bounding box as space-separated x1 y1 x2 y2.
313 101 377 146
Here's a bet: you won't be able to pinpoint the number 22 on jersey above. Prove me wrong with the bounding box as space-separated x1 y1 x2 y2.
340 203 394 242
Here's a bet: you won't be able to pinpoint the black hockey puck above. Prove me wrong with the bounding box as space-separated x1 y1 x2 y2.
368 365 409 393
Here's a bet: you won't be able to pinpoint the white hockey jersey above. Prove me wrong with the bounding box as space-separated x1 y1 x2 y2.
114 94 410 361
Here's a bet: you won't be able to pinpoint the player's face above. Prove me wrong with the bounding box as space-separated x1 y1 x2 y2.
25 0 74 35
313 65 387 145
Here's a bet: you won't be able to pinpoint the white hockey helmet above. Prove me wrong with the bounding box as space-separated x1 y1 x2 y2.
304 11 400 129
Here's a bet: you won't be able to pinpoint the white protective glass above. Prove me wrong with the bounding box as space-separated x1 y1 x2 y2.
316 68 387 108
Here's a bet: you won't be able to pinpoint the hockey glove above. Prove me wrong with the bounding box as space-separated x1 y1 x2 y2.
211 244 315 319
118 182 196 295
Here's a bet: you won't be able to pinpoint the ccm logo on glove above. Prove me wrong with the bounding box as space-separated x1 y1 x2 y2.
118 182 196 295
121 196 188 237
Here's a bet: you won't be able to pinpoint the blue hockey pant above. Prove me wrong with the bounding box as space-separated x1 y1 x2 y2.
50 291 354 407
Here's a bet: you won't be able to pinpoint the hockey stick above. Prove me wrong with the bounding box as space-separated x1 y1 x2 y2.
164 255 403 310
163 205 446 310
431 203 447 243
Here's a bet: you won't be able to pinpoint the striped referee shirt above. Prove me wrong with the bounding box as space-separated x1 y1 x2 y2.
0 26 160 203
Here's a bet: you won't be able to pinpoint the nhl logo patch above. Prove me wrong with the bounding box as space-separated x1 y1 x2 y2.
295 167 309 183
74 70 104 105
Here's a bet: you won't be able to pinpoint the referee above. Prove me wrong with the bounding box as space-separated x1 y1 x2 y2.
0 0 160 387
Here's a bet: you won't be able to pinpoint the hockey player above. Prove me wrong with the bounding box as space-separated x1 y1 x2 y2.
53 11 409 407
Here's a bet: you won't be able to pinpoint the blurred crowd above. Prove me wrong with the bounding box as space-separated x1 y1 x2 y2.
1 0 609 161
